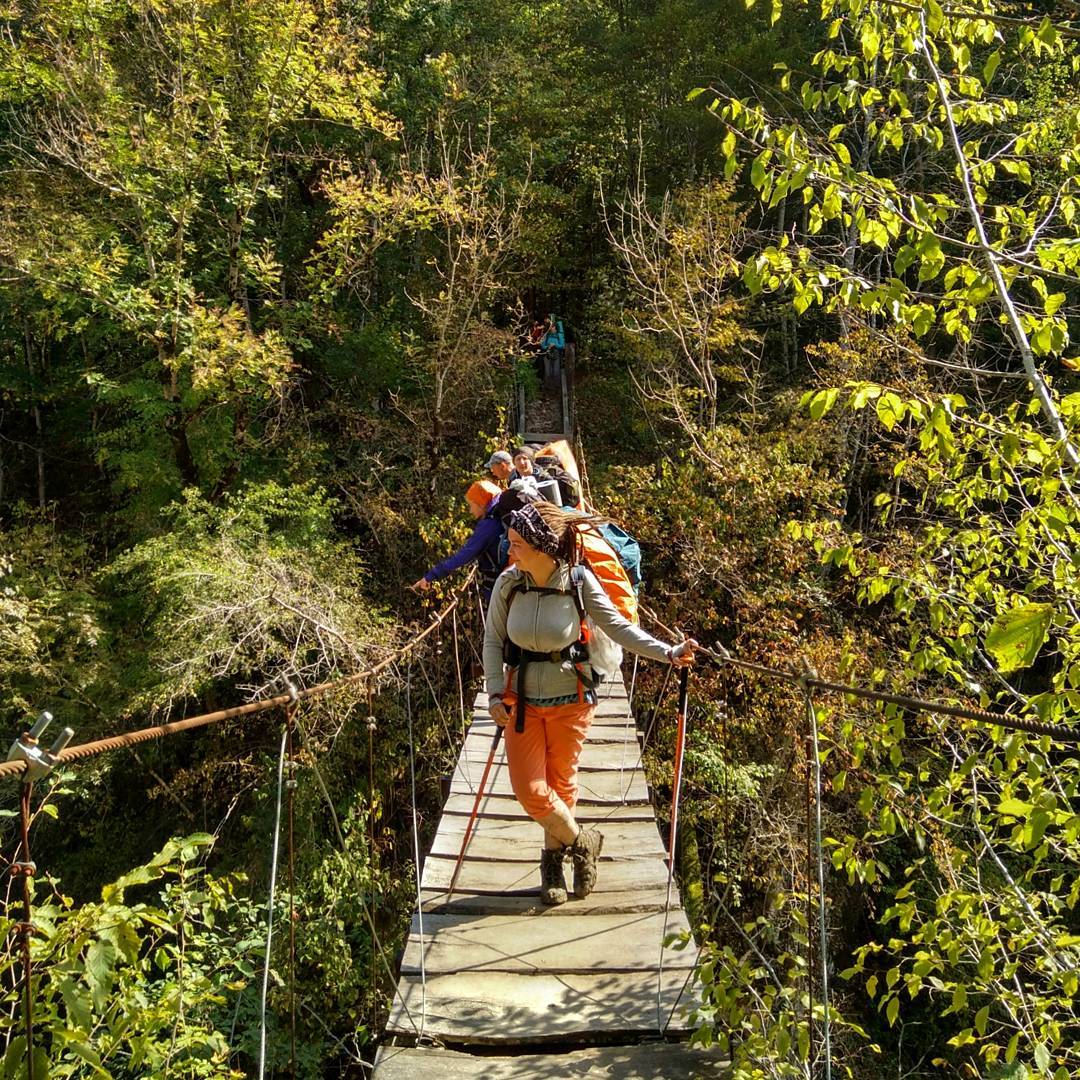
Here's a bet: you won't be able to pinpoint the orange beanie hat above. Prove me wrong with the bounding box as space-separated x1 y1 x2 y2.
465 480 501 509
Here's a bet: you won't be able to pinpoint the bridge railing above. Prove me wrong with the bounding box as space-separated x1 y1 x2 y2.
1 571 482 1080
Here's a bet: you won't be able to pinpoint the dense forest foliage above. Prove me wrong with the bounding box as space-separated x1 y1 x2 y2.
1 0 1079 1076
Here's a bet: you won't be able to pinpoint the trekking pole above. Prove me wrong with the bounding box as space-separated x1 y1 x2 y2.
657 666 691 1032
667 667 690 876
446 726 503 900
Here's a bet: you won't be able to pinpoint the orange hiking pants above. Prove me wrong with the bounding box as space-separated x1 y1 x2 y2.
502 696 595 820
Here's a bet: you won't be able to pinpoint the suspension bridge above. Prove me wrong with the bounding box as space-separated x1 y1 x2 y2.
372 668 731 1077
5 368 1078 1078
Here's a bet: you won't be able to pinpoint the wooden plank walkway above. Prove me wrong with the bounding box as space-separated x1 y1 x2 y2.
373 672 729 1076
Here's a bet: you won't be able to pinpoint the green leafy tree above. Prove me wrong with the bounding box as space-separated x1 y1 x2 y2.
704 0 1080 455
0 0 396 521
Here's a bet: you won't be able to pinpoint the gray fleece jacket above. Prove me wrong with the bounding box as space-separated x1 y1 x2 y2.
483 562 673 703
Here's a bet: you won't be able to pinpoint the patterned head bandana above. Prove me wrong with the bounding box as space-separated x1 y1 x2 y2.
507 503 560 557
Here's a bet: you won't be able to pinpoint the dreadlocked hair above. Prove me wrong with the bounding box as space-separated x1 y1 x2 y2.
531 502 609 567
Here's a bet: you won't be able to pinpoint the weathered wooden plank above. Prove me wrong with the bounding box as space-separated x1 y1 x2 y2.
374 1042 729 1078
429 816 664 859
401 911 695 975
459 741 642 773
440 792 657 821
380 970 697 1045
378 670 700 1068
450 764 648 803
463 728 637 751
469 712 634 731
420 855 672 895
420 888 676 916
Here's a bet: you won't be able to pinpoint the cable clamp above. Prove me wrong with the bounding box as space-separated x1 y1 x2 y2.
11 861 36 878
6 712 74 783
709 642 732 665
797 657 818 696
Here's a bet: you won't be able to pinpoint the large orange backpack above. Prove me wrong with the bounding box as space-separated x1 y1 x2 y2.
576 524 639 624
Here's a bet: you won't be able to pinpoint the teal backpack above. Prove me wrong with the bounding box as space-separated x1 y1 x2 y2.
597 522 643 594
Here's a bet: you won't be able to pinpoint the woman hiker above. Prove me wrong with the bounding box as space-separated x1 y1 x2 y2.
483 502 697 905
510 446 559 505
413 480 505 602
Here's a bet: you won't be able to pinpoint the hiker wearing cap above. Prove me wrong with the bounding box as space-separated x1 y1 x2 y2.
483 502 697 906
485 450 513 484
413 480 506 601
510 446 560 504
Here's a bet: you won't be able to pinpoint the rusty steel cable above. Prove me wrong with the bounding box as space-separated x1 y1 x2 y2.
0 575 474 783
637 604 1080 744
1 572 477 1079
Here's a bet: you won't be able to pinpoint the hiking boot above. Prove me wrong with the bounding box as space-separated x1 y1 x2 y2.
539 847 568 906
569 828 604 899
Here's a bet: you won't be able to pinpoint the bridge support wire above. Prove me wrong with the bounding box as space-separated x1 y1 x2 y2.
404 657 428 1042
295 702 425 1042
15 781 35 1080
801 670 832 1080
285 699 299 1080
258 718 289 1080
452 608 467 740
804 715 816 1069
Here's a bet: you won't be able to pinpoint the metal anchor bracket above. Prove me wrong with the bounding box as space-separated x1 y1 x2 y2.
6 712 74 783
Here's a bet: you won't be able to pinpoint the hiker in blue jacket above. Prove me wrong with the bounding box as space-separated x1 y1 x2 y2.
412 481 506 601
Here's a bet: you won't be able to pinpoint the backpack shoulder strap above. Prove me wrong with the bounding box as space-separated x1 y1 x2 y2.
504 577 574 615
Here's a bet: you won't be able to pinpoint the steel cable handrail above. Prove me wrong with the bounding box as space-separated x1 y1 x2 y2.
0 572 476 782
638 603 1080 743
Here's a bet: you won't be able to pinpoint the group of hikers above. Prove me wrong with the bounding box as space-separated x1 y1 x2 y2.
413 444 698 907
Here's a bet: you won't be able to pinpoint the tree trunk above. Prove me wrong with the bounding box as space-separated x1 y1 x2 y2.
159 346 199 487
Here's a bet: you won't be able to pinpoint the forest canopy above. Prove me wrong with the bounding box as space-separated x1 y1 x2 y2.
2 0 1080 1076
